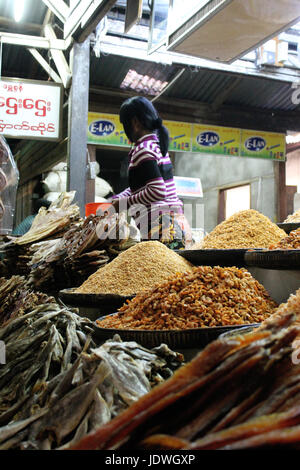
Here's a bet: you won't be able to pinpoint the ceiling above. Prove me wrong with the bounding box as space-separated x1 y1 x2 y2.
1 0 300 152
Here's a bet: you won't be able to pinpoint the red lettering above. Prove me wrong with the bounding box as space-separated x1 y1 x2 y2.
23 99 34 110
6 97 18 115
0 97 5 107
35 99 46 117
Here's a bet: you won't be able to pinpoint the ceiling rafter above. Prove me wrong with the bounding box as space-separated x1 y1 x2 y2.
44 24 72 88
27 48 62 84
41 0 70 24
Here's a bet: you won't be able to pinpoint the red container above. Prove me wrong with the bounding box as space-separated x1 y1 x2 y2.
85 202 112 217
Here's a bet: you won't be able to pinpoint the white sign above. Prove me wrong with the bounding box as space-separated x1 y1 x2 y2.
174 176 203 198
0 78 63 141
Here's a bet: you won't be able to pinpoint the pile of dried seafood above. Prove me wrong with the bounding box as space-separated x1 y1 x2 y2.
0 201 138 291
0 303 183 450
0 191 81 277
0 275 54 327
97 266 277 330
69 293 300 450
26 213 138 291
269 227 300 250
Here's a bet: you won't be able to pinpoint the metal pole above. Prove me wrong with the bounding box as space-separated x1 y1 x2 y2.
67 36 90 217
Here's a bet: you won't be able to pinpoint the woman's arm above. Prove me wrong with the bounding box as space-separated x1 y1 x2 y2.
127 176 166 206
111 187 132 199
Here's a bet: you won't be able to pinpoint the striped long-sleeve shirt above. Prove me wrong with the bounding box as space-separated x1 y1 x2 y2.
113 133 183 216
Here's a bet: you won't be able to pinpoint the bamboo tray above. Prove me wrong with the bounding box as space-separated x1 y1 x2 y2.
94 314 260 349
277 223 300 234
176 249 248 267
59 288 134 309
245 249 300 270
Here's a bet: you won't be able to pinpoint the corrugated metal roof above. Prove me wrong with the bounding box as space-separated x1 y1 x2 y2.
0 1 299 117
90 52 299 112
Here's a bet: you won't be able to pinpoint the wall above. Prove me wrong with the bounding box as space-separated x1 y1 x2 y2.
174 152 277 233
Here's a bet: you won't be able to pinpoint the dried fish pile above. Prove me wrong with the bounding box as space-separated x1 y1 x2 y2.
0 275 54 327
194 210 286 249
97 266 277 330
26 214 138 291
0 304 183 450
269 227 300 250
77 241 194 296
69 296 300 451
0 191 81 278
284 209 300 223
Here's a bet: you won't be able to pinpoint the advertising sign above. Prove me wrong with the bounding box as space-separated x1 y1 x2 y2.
0 78 63 141
87 112 130 147
87 113 286 161
241 129 286 161
192 124 240 156
164 120 192 152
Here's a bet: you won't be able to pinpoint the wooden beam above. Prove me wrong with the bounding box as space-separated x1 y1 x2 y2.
27 48 62 84
44 24 72 88
86 145 96 203
274 161 287 223
41 0 70 24
0 32 67 50
65 0 117 43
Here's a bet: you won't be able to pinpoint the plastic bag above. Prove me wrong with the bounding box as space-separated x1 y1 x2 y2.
0 137 19 235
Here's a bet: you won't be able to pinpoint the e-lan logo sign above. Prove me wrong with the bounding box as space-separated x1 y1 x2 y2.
89 120 115 137
196 131 220 147
245 136 266 152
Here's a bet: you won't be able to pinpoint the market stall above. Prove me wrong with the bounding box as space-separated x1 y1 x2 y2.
2 0 300 455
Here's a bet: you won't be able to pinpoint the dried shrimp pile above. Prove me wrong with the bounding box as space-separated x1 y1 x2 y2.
77 241 194 296
194 210 286 249
269 227 300 250
97 266 277 330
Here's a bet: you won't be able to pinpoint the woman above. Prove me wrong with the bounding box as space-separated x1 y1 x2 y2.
111 96 188 246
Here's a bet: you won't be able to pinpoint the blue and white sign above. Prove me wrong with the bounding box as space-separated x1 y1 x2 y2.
89 120 115 137
196 131 220 147
244 136 266 152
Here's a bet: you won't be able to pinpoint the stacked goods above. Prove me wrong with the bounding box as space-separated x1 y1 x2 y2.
269 227 300 250
96 266 277 330
0 304 183 450
0 276 54 327
26 213 138 291
284 209 300 223
69 296 300 451
0 191 81 277
76 241 194 297
193 210 286 249
13 191 80 245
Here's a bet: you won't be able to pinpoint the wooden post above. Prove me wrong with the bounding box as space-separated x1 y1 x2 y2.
274 160 287 222
86 144 96 203
67 37 90 217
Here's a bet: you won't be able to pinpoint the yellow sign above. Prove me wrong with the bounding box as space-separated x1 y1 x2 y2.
87 113 286 161
192 124 240 156
87 112 130 147
241 129 286 161
164 120 192 152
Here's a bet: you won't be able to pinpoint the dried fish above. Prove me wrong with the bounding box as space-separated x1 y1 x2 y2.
0 299 183 450
68 306 300 451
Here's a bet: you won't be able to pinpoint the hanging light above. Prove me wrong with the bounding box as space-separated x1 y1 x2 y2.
14 0 25 23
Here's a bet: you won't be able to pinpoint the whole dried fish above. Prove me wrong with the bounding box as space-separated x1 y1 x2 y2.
0 299 183 450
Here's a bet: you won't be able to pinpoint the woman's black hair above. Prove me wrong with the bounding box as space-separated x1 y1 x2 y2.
119 96 169 156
